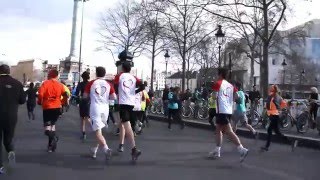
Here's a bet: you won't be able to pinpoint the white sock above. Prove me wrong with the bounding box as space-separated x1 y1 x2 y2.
215 146 221 152
103 145 109 152
237 145 244 152
252 130 256 135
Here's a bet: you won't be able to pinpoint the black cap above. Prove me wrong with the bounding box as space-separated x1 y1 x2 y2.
0 64 10 74
118 50 133 61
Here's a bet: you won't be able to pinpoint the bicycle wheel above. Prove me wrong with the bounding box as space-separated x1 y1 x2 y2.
296 112 310 133
249 111 261 128
182 106 192 118
279 113 291 131
197 107 209 120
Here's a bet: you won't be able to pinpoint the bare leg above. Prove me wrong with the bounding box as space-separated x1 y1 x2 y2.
119 124 125 145
122 121 136 148
223 124 242 146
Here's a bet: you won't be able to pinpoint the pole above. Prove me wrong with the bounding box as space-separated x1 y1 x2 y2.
78 0 85 83
229 52 232 81
218 45 221 68
165 61 168 85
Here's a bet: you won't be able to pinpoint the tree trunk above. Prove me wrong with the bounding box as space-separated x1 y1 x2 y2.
260 43 269 98
150 40 156 91
250 57 255 87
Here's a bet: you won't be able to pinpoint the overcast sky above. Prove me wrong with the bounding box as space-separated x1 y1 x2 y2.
0 0 319 77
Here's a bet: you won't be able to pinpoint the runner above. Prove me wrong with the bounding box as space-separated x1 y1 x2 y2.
75 71 91 141
114 61 143 161
261 85 298 152
132 90 143 136
167 87 185 130
0 64 26 174
60 81 71 114
37 69 68 152
139 83 150 132
208 68 248 162
208 92 217 130
83 67 116 160
26 82 37 121
231 81 258 138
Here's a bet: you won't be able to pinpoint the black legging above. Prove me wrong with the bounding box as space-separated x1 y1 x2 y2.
168 109 184 129
208 108 216 130
310 103 318 122
265 115 290 148
131 111 143 133
0 115 17 167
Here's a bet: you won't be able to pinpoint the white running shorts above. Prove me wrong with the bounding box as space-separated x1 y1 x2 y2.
90 110 109 131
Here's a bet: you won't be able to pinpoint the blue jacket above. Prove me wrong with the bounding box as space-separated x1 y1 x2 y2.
168 92 179 109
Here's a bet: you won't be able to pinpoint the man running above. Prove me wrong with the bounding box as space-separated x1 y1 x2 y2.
232 81 258 138
75 71 91 141
84 67 116 160
37 70 68 152
208 68 248 162
26 82 37 121
0 64 26 174
114 61 143 161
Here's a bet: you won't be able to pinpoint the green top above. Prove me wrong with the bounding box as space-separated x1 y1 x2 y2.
208 96 217 109
236 91 246 112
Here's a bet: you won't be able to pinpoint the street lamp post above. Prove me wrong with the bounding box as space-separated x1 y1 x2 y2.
281 59 287 88
300 69 305 85
78 0 89 83
215 25 225 68
164 50 170 85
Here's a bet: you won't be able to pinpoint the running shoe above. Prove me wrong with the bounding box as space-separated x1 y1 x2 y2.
90 147 98 159
47 145 53 153
8 151 16 165
118 144 124 152
260 147 269 152
131 148 142 161
239 148 249 163
104 149 112 160
51 136 59 152
208 151 220 159
291 140 298 152
81 134 87 141
0 167 4 174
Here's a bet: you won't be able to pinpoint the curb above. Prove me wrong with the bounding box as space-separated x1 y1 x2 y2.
148 114 320 150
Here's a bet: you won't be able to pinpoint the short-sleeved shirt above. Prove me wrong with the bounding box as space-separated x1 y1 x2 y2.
114 72 141 106
236 91 246 113
212 79 237 115
37 79 66 110
84 78 115 112
26 88 37 104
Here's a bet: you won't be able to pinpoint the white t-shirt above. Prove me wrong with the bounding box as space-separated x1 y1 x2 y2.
114 72 141 106
85 78 115 113
212 79 237 114
133 91 142 111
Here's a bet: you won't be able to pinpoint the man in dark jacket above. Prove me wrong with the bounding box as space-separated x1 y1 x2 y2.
162 85 169 116
0 64 26 174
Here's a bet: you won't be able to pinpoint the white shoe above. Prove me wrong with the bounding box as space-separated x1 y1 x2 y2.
90 148 98 159
104 149 112 160
208 151 220 159
239 148 249 163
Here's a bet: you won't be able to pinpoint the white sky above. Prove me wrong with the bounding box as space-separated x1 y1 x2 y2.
0 0 319 78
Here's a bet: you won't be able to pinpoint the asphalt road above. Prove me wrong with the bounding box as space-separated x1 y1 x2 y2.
1 105 319 180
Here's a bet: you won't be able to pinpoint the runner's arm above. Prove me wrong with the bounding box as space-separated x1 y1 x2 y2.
135 77 145 94
37 85 44 105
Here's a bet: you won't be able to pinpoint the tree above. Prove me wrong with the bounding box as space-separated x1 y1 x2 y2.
198 0 288 97
98 0 147 60
138 0 166 91
158 0 216 91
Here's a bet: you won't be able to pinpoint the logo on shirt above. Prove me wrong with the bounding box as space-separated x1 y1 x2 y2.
123 79 134 89
223 87 232 97
95 86 107 96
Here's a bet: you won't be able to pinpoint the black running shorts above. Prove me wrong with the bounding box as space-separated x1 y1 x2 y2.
43 108 61 127
27 102 36 112
215 113 232 125
79 100 90 118
119 105 134 123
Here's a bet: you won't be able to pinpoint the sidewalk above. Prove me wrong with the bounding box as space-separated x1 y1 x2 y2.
148 114 320 150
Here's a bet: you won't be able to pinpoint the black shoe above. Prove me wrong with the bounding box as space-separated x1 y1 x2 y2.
131 148 142 161
260 147 269 152
51 136 59 152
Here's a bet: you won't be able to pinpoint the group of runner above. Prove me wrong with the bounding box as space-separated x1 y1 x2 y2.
0 61 300 174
